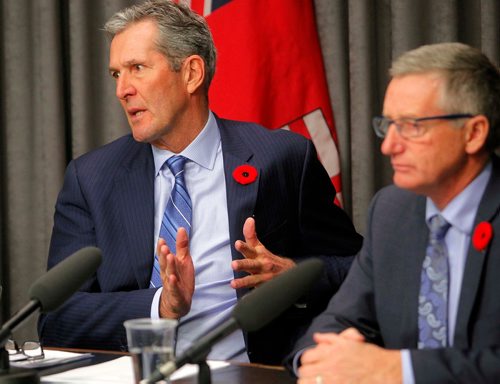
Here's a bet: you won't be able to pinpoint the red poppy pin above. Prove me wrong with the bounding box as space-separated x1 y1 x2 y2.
232 164 258 185
472 221 493 252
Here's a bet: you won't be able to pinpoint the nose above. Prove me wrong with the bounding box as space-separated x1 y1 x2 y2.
116 74 136 100
380 124 403 155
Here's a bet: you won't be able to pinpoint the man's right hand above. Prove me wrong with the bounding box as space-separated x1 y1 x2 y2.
298 329 402 384
158 228 195 319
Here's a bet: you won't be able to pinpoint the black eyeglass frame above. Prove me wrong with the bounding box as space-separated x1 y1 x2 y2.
372 113 475 139
5 339 45 361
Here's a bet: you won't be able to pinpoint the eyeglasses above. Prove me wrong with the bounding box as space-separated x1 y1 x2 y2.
5 339 44 361
372 114 475 139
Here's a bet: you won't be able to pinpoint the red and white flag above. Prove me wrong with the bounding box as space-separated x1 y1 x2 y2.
185 0 343 205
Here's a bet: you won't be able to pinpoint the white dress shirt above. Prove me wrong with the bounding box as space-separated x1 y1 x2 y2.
149 112 248 362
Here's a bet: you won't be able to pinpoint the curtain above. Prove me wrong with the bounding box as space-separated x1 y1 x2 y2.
1 0 498 342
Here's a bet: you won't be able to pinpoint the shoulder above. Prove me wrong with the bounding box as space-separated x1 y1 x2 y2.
72 134 150 171
372 184 416 206
75 134 144 163
369 185 425 224
66 134 152 188
216 117 313 171
217 117 309 147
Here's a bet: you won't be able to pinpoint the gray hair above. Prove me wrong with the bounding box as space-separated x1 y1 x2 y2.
104 0 216 92
390 42 500 152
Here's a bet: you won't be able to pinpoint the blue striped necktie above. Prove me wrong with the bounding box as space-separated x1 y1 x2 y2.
418 214 451 348
150 156 192 288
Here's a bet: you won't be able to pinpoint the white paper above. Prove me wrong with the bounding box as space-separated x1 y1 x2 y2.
41 356 230 383
10 350 93 369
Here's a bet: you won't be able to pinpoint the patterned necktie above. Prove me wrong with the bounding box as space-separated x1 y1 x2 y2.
150 156 192 288
418 214 451 348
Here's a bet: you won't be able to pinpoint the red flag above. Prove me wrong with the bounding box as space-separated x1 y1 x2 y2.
186 0 343 205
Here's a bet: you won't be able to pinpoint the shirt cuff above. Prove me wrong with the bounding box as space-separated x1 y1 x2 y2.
401 349 416 384
150 287 162 319
292 347 309 377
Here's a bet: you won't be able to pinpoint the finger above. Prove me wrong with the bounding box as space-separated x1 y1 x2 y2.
231 258 262 273
164 253 178 281
175 227 190 260
166 270 179 287
296 374 313 384
339 327 365 342
230 272 274 289
313 332 341 344
299 348 321 366
297 364 322 380
156 237 167 255
235 239 258 259
242 217 260 247
158 243 172 271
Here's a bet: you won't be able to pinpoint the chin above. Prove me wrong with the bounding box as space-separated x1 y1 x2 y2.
393 175 419 191
130 126 154 143
130 132 152 144
131 131 144 142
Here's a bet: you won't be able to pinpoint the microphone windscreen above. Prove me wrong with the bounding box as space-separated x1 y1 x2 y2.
29 246 102 312
232 258 323 332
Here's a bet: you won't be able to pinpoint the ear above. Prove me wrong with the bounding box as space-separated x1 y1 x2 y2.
464 114 489 155
182 55 205 94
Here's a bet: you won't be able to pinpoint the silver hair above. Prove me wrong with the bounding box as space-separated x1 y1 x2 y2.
390 42 500 152
104 0 216 92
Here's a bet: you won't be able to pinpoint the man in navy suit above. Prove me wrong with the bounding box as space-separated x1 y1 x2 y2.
38 0 362 364
289 42 500 382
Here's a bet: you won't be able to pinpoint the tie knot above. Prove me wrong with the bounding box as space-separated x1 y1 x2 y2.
166 155 187 177
428 214 450 240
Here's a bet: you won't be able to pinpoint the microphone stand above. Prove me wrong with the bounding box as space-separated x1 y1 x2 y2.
0 301 39 347
0 348 9 372
0 247 101 384
145 320 239 383
197 361 211 384
190 350 211 384
0 301 41 384
0 346 39 384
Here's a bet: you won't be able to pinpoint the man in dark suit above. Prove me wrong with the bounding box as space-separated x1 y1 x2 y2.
38 0 362 365
289 42 500 383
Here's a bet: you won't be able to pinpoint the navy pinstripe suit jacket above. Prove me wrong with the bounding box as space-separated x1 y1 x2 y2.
39 117 362 364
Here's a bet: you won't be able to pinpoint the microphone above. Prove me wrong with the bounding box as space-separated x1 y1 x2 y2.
0 246 102 347
143 258 324 384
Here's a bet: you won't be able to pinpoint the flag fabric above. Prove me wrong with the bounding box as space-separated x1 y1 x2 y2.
184 0 343 205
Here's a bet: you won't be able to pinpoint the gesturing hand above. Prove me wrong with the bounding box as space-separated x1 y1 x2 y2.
158 227 195 319
231 217 295 289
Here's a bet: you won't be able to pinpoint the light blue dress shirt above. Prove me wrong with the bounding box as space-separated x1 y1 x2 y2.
293 163 492 380
149 112 248 362
402 162 492 383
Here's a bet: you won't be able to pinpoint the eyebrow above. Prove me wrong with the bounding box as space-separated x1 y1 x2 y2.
109 59 143 72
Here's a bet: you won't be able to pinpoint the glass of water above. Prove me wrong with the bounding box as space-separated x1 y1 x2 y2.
124 318 177 384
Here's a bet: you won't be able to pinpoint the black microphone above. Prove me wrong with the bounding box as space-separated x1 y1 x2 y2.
143 258 324 384
0 246 102 347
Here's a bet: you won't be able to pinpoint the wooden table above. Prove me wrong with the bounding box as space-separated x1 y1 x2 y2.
39 348 296 383
172 362 295 383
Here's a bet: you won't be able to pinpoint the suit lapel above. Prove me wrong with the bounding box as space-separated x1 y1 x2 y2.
217 118 260 297
395 197 428 347
454 158 500 348
114 141 155 289
359 190 426 347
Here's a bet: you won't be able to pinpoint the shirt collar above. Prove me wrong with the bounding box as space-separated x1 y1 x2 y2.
426 162 492 235
151 111 220 176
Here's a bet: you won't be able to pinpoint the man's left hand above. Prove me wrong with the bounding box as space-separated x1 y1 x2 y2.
231 217 295 289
